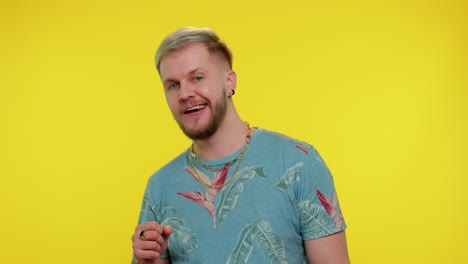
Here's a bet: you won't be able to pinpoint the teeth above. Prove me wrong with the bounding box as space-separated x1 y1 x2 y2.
187 105 205 111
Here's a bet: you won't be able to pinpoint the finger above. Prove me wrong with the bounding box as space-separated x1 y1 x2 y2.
131 230 151 242
137 230 165 245
133 222 165 242
135 221 164 233
163 225 173 240
134 240 163 252
139 230 147 241
133 248 161 260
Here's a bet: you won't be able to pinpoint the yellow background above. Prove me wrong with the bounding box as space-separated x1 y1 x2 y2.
1 0 466 263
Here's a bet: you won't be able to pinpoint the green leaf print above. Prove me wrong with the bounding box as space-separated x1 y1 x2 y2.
226 218 259 264
227 218 287 264
254 220 287 264
152 204 198 260
164 217 198 260
254 166 266 177
276 162 304 193
216 166 266 225
297 200 339 239
151 203 175 223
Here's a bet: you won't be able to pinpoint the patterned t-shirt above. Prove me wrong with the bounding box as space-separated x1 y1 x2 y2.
133 128 346 264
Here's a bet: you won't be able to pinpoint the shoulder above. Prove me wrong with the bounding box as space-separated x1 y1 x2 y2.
147 149 188 184
253 128 318 156
252 128 329 175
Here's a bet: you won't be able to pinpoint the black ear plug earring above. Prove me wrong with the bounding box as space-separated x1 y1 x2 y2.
231 90 235 96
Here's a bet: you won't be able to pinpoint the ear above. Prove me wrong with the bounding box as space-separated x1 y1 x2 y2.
225 70 237 96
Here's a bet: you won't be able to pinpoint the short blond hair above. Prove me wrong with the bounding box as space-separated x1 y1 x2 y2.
155 27 233 72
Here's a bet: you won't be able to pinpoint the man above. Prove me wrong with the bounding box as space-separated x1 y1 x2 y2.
132 27 349 264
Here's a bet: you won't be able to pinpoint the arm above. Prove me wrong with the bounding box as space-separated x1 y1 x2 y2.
304 230 349 264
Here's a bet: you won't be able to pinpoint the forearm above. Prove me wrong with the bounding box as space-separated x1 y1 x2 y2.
304 231 349 264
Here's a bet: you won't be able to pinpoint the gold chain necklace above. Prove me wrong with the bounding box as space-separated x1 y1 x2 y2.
188 122 251 189
191 146 240 172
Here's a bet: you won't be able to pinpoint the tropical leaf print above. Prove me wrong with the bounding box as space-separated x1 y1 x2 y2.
226 218 259 264
185 166 210 185
316 189 344 230
276 162 304 193
212 163 229 186
163 217 198 260
151 203 198 260
297 200 339 239
254 220 287 264
176 191 215 217
253 166 266 177
216 166 266 225
295 143 310 154
227 218 287 264
151 202 176 223
184 166 227 200
177 165 230 227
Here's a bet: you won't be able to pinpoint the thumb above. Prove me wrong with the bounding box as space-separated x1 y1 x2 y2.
163 225 173 241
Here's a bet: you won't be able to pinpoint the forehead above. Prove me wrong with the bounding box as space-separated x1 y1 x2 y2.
159 43 226 79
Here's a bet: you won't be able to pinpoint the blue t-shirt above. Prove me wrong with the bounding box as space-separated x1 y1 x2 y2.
134 129 346 263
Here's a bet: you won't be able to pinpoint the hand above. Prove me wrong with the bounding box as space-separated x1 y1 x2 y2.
132 221 173 264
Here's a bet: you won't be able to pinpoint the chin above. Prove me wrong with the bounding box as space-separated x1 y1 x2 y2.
181 122 218 140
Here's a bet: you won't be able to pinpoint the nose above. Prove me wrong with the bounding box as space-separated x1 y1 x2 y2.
178 81 196 100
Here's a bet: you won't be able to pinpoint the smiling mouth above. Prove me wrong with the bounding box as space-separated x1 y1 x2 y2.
184 104 206 114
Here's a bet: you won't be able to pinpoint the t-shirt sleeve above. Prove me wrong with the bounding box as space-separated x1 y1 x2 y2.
294 145 347 240
137 184 157 224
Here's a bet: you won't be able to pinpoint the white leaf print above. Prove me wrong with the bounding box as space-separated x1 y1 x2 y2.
151 203 175 223
216 166 265 225
254 220 287 264
297 200 339 239
152 204 198 260
226 218 259 264
276 162 303 193
164 217 198 260
227 218 287 264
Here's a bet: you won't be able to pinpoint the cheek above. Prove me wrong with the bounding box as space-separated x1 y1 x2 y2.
201 80 226 96
164 94 178 111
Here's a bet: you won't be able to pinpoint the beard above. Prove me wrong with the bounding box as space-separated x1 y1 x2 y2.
176 90 228 140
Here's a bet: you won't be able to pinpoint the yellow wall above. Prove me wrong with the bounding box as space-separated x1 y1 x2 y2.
1 0 466 263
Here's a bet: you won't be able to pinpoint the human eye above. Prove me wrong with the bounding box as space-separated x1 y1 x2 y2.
169 82 179 89
194 76 203 81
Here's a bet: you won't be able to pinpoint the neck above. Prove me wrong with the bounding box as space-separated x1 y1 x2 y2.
192 109 253 160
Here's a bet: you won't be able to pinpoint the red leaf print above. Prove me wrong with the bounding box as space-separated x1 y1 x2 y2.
185 167 209 185
212 163 230 186
295 145 309 154
316 189 334 215
177 191 215 217
180 164 233 228
316 189 344 230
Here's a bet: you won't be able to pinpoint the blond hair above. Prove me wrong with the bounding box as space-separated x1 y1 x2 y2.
155 27 233 72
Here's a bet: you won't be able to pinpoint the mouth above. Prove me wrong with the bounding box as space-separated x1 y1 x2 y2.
184 104 206 114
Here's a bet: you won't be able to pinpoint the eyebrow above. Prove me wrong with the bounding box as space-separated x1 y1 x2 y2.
163 67 207 85
163 78 178 86
188 67 206 75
